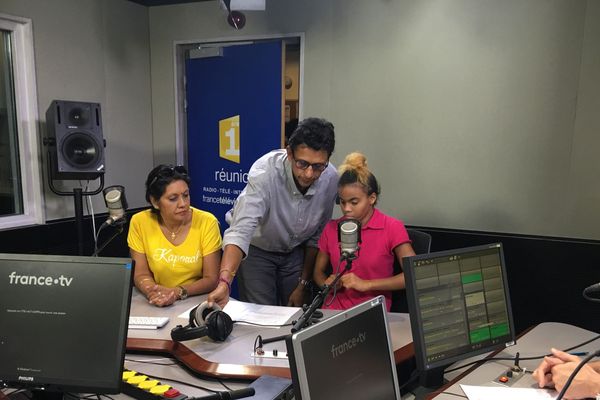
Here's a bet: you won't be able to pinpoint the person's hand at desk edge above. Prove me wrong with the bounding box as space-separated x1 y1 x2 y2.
533 348 600 399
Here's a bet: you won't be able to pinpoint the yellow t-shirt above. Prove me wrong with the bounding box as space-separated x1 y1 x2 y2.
127 207 222 287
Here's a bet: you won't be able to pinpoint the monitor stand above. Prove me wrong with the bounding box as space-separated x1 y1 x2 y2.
30 390 68 400
419 366 446 389
400 367 448 400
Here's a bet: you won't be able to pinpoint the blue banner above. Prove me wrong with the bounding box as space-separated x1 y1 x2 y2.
185 41 283 233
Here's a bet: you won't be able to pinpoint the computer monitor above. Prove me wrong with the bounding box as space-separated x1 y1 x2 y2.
285 295 400 400
403 243 516 388
0 253 134 399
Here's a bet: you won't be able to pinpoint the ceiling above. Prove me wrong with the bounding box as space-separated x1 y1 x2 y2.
128 0 213 7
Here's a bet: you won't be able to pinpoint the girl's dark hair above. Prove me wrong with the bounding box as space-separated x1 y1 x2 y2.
338 152 380 199
145 164 190 214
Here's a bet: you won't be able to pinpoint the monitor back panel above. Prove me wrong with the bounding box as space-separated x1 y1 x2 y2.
285 296 400 400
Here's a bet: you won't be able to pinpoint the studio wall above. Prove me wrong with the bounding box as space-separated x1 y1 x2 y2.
149 0 600 240
0 0 154 220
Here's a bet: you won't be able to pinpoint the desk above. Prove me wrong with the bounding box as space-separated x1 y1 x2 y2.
426 322 599 399
126 290 415 380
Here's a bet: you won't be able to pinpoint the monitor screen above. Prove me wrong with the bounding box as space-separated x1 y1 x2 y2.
0 253 133 396
403 243 516 388
285 296 400 400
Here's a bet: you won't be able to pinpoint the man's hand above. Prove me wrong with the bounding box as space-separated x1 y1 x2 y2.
534 348 600 399
287 285 308 307
207 281 230 309
548 349 600 399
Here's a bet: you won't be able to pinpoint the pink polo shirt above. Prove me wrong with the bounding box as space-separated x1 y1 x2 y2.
318 208 410 311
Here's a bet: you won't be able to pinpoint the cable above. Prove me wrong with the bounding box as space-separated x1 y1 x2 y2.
253 335 264 355
92 226 123 257
233 321 292 328
396 370 420 393
126 360 231 392
217 380 232 391
80 180 99 254
556 349 600 400
131 369 220 394
125 357 178 366
437 392 468 399
444 334 600 374
325 258 344 307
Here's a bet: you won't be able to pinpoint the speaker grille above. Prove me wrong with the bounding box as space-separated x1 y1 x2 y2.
60 132 101 168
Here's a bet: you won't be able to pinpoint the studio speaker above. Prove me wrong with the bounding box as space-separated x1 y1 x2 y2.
45 100 105 180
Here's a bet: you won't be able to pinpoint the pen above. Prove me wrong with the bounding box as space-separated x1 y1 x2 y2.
569 352 588 356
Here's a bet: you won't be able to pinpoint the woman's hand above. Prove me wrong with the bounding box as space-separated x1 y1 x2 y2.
146 284 178 307
340 273 370 292
324 274 342 289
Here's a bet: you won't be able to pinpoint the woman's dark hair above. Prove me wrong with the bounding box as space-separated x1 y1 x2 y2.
288 117 335 157
145 164 190 214
338 152 380 200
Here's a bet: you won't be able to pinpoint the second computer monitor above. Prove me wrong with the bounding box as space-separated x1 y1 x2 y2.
403 243 516 388
286 296 400 400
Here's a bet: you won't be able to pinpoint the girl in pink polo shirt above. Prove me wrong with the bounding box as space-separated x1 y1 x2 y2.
313 152 416 310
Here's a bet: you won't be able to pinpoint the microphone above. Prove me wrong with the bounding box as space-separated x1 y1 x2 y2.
583 282 600 303
338 218 361 261
189 388 255 400
103 185 128 225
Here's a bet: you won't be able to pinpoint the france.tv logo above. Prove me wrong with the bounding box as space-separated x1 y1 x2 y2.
8 271 73 287
219 115 240 163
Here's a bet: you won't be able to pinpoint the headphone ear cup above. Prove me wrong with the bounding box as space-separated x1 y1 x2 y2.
171 301 231 342
205 310 233 342
188 304 200 327
194 301 222 328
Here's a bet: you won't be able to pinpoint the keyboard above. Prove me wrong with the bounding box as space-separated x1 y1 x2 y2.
128 316 170 330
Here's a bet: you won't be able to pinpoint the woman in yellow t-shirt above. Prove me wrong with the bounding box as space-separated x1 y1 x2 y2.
127 164 222 307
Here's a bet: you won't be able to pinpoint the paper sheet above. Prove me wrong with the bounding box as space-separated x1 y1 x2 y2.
178 299 300 328
460 384 558 400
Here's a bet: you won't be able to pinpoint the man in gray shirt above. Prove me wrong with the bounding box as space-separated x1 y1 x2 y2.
208 118 338 307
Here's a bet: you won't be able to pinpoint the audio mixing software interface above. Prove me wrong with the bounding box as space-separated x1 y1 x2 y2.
411 247 511 363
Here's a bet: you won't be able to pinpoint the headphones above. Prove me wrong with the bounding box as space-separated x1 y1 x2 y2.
170 301 233 342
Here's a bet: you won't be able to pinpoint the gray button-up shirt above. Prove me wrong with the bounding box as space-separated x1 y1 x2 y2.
223 149 338 256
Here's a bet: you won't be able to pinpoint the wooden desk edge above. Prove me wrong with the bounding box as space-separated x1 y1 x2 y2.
127 338 415 380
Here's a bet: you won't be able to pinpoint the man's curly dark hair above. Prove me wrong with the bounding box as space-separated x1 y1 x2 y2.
288 117 335 157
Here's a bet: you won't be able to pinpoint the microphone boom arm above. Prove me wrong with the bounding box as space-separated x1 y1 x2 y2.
291 257 354 333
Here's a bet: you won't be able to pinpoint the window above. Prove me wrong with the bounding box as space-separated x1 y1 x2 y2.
0 13 43 229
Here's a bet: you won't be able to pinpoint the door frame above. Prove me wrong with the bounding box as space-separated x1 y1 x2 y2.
173 32 305 166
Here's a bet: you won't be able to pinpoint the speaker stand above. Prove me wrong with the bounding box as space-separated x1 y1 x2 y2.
46 154 104 255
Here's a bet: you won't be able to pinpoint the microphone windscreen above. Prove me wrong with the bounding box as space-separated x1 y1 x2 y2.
339 219 360 255
103 185 128 222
